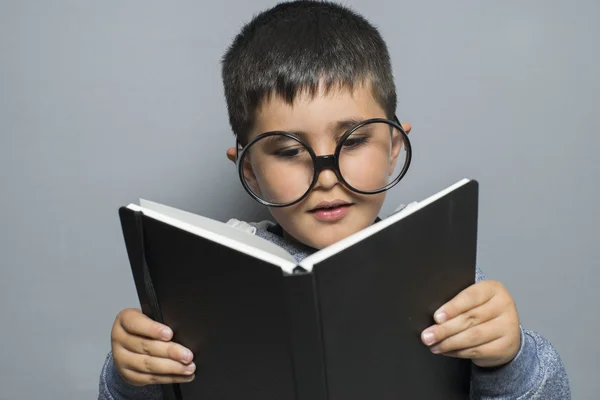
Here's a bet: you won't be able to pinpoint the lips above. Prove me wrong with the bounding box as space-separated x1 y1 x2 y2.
309 200 351 212
309 200 353 222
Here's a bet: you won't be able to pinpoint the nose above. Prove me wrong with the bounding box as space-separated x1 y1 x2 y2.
313 155 340 190
314 168 338 190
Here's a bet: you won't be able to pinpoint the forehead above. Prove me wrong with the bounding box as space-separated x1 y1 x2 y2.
251 84 386 141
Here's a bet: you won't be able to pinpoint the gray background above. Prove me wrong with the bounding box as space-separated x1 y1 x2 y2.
0 0 597 399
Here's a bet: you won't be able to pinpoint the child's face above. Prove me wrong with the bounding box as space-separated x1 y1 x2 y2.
228 84 398 249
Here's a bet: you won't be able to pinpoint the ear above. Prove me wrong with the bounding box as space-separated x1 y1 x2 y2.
401 122 412 135
226 147 237 164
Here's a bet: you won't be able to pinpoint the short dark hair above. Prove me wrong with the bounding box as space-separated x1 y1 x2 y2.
221 0 396 143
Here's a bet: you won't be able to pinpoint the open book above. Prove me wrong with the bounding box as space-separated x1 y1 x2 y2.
119 179 479 400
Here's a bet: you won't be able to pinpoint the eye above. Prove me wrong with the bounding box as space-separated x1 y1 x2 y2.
273 145 306 158
342 135 369 149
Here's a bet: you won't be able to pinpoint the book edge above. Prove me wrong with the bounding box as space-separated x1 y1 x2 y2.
299 178 471 270
126 204 298 274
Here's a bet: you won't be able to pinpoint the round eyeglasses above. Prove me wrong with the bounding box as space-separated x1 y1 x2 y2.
236 117 412 207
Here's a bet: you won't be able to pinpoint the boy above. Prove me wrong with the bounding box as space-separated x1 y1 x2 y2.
99 1 570 399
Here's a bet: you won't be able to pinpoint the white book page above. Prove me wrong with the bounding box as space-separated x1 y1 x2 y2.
129 200 298 273
298 179 471 271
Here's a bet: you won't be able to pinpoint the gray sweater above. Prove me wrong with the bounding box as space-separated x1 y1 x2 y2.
99 218 571 400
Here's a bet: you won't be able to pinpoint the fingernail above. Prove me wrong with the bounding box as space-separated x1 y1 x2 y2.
434 311 447 324
431 345 440 354
422 332 435 346
161 328 172 340
181 350 193 363
185 362 196 374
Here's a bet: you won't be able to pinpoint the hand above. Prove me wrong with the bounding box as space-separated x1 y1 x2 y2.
420 280 521 368
111 308 196 386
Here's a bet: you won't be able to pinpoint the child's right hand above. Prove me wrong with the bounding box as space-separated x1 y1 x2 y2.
111 308 196 386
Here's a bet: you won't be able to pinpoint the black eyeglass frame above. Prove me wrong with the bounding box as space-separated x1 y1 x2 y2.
235 116 412 207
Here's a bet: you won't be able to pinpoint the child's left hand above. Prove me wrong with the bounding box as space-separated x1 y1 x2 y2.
421 280 521 368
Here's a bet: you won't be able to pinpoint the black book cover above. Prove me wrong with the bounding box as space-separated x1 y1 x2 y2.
118 179 478 400
312 180 477 399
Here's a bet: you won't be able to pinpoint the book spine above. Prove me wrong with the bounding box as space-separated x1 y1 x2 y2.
284 273 328 400
118 208 182 400
119 208 155 318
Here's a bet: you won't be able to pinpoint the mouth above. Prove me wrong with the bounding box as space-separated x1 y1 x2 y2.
308 200 353 222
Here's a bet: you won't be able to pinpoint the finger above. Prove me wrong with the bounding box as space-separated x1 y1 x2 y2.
437 336 514 367
433 280 500 324
113 324 193 364
120 368 195 386
400 122 412 134
429 316 504 354
421 299 498 346
117 346 197 376
117 308 173 341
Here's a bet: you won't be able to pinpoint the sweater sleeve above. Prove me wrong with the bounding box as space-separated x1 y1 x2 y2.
98 351 163 400
470 267 571 399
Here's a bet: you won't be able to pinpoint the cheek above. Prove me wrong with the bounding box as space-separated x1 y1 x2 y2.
253 162 289 197
359 191 386 210
269 205 301 233
341 147 391 189
250 156 313 203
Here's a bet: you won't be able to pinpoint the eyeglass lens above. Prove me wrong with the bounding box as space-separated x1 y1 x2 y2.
240 121 409 206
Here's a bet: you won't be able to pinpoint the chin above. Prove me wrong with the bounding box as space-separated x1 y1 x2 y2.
296 223 365 249
305 236 341 250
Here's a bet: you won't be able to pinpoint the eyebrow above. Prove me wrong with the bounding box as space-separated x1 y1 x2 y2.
286 118 365 140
